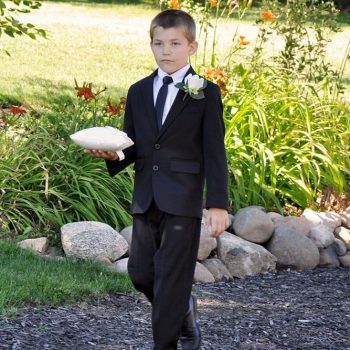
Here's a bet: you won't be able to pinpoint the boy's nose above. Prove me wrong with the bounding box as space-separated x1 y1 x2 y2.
162 45 171 55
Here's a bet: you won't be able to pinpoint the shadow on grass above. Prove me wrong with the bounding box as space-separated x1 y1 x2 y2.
0 77 126 107
0 78 75 107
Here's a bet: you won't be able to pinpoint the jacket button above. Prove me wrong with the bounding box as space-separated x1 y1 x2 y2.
153 165 159 171
154 143 160 150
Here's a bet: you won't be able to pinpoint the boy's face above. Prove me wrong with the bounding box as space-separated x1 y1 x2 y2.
151 26 198 75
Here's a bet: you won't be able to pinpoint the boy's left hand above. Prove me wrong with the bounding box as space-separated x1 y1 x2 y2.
206 208 230 238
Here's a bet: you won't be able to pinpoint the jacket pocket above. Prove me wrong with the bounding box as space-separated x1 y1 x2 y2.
170 160 200 174
134 158 145 171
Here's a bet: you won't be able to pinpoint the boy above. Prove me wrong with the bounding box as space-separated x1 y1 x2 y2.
87 9 229 350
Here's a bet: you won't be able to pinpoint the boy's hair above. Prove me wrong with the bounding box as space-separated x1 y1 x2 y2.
150 9 196 43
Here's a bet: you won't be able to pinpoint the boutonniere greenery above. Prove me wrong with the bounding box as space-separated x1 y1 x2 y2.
175 74 207 100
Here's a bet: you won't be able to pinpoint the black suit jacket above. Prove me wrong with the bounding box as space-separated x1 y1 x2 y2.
106 67 229 218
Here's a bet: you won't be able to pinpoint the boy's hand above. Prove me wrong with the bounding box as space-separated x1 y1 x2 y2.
206 208 230 238
84 149 119 161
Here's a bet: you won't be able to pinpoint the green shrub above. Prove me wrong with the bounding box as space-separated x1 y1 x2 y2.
0 92 132 243
163 0 350 212
223 64 350 211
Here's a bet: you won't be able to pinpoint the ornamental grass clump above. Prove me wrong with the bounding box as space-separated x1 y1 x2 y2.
161 0 350 212
0 84 132 243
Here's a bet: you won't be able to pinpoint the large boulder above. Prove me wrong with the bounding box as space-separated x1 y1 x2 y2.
274 216 310 236
266 226 319 270
202 258 232 281
217 232 276 278
61 221 128 262
308 224 335 248
232 206 274 243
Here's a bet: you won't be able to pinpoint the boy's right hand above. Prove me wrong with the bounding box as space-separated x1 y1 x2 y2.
84 149 119 161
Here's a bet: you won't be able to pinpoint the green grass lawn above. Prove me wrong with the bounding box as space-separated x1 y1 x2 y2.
0 240 132 318
1 1 349 107
0 2 158 107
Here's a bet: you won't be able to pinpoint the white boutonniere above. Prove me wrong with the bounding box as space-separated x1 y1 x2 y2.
175 74 207 100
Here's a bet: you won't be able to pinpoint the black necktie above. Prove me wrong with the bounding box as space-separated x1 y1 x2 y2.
155 76 173 130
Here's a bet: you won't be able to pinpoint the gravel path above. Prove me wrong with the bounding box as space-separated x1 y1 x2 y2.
0 267 349 350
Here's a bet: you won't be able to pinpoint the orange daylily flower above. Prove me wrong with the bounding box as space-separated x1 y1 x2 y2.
169 0 181 9
74 79 107 101
202 67 229 94
209 0 219 8
107 97 126 116
75 81 96 100
239 35 250 45
261 10 278 21
9 105 27 116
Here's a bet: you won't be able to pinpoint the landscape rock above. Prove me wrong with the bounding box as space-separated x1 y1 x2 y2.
267 212 284 222
302 209 342 230
266 226 319 270
302 208 323 226
331 238 347 256
194 262 215 283
274 216 310 236
339 252 350 267
61 221 128 262
319 246 340 268
109 258 129 273
308 224 335 248
120 225 133 254
317 212 342 230
232 206 274 243
341 207 350 228
202 258 232 281
334 226 350 249
197 223 217 261
17 237 49 254
217 232 276 278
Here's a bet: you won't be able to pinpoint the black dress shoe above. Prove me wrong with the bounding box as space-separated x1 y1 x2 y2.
180 295 201 350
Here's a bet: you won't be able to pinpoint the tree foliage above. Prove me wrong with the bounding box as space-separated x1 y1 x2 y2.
0 0 46 46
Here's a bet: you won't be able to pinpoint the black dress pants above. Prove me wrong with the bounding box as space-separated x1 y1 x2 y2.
127 200 201 350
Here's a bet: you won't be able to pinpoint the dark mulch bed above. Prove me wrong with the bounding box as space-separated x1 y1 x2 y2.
1 267 350 350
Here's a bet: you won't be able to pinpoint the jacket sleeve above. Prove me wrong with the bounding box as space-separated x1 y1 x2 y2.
105 88 136 177
202 83 229 210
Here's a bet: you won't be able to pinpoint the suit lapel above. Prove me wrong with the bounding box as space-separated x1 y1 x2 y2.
141 70 158 135
157 66 196 139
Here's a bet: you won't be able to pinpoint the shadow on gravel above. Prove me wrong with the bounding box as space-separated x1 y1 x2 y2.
0 268 349 349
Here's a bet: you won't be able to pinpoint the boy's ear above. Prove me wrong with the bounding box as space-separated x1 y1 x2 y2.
189 41 198 56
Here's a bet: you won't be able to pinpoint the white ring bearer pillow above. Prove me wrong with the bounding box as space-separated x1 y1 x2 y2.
70 126 134 160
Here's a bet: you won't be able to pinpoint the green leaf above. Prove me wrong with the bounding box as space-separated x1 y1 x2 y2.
191 91 205 100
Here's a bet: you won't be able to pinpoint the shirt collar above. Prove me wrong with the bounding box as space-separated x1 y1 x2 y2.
157 64 191 84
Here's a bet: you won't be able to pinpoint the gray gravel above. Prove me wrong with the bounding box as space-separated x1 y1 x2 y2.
0 267 349 349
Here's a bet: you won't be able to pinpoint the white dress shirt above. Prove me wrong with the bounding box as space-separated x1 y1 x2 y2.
153 64 190 125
